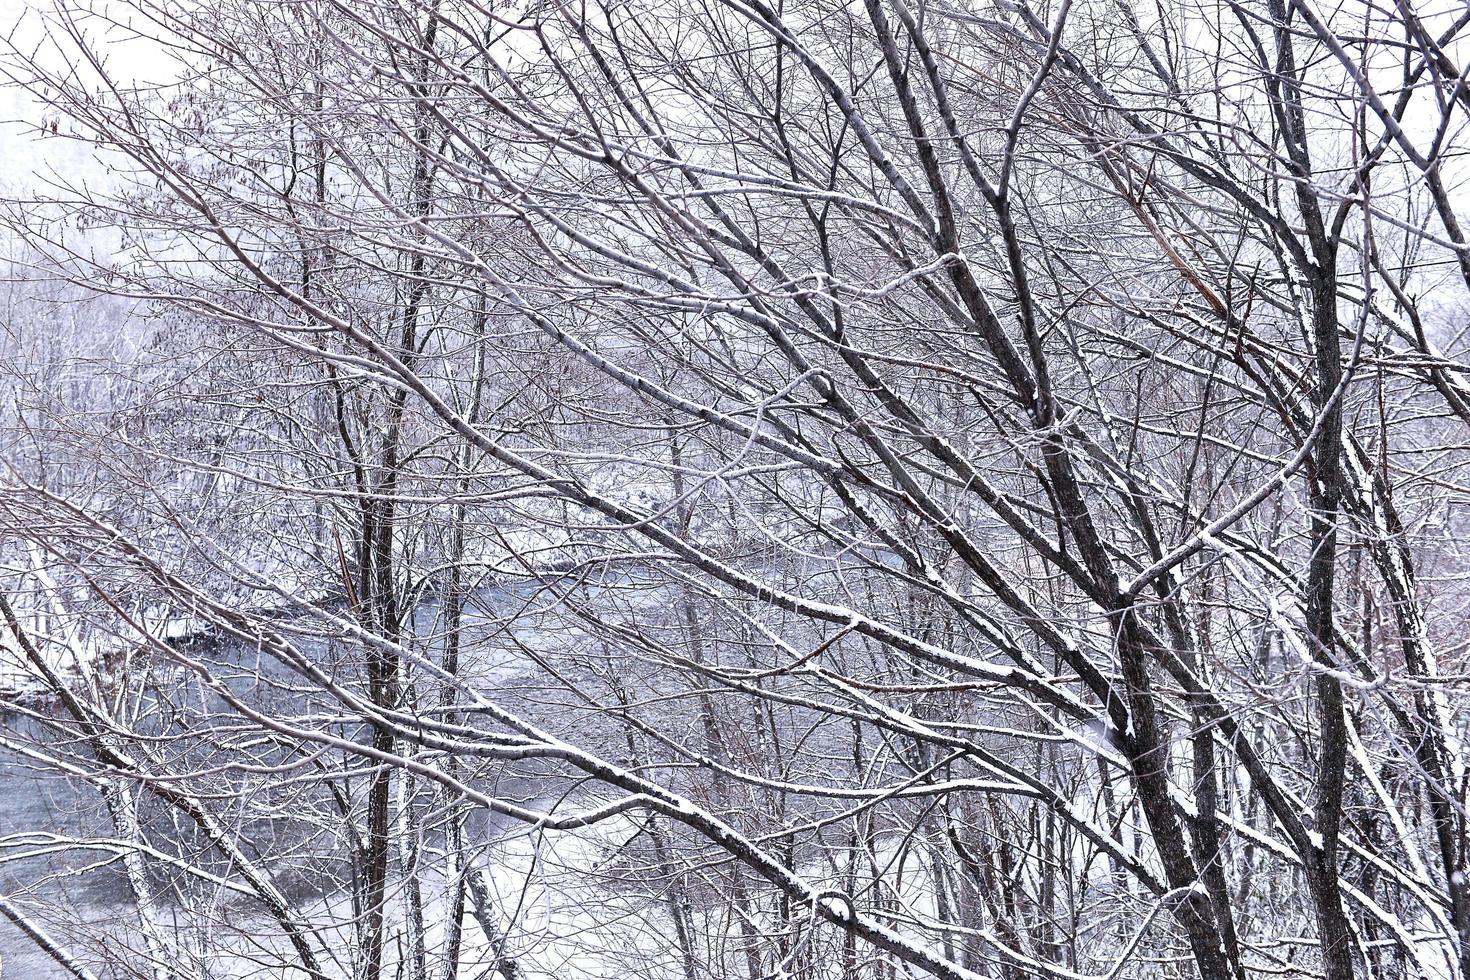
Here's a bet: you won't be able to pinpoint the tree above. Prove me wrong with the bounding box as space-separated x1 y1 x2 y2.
2 0 1469 977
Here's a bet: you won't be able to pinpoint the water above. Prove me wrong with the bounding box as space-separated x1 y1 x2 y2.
0 591 554 979
0 573 716 978
0 744 129 979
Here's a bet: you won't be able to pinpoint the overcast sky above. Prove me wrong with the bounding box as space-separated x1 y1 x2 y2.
0 0 166 198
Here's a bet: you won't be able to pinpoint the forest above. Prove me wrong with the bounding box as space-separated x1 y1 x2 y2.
0 0 1468 978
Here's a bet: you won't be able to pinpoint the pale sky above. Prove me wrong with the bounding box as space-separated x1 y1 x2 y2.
0 0 169 197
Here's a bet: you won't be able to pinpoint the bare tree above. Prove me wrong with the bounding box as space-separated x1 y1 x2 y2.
1 0 1469 978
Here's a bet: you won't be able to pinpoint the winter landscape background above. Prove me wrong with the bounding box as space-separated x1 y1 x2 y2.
0 1 1468 978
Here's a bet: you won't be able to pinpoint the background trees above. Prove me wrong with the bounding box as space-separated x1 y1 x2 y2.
1 0 1469 978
